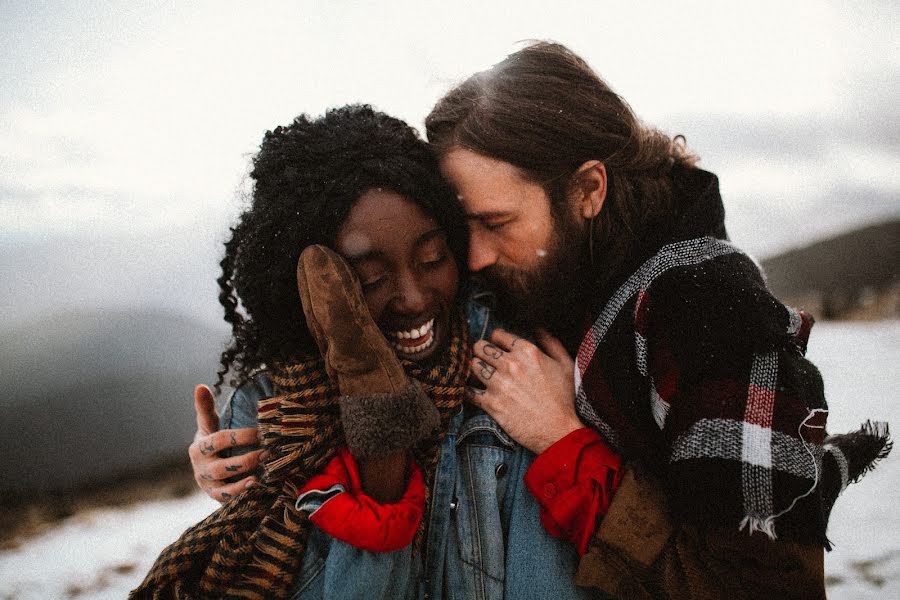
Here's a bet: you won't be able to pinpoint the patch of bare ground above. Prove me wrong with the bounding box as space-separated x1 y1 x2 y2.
64 562 138 597
849 549 900 588
0 456 195 550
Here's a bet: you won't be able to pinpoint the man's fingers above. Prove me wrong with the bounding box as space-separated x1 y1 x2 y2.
466 382 490 409
535 328 572 364
481 342 504 360
473 339 504 364
477 358 497 379
470 358 497 386
488 328 522 352
194 385 219 437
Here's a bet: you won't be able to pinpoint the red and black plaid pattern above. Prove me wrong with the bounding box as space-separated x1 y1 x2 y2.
575 236 832 542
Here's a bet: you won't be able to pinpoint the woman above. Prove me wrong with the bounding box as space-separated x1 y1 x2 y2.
132 105 621 599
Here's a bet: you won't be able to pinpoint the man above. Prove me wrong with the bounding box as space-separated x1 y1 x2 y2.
192 42 887 599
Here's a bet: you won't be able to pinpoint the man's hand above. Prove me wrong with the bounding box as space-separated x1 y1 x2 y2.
469 328 584 454
189 384 263 502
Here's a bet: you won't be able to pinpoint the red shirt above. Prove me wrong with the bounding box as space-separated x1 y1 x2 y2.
297 447 425 553
299 428 621 554
524 427 622 555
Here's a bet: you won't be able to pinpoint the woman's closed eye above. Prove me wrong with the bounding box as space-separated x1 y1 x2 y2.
419 252 448 269
416 235 452 268
359 272 386 292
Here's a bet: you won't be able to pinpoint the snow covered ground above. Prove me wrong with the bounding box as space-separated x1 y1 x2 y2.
812 321 899 599
0 494 218 600
0 321 897 599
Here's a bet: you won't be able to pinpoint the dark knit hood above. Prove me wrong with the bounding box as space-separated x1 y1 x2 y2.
630 166 730 263
582 166 730 336
668 166 728 243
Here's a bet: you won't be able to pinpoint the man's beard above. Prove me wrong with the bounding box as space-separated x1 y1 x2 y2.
483 211 592 347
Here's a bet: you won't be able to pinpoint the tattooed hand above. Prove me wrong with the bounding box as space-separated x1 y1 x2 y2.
188 385 264 502
468 328 584 455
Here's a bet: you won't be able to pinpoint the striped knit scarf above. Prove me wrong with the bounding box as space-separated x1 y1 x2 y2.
574 237 831 540
131 310 470 600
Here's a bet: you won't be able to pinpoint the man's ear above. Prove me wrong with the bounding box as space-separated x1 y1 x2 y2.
573 160 606 220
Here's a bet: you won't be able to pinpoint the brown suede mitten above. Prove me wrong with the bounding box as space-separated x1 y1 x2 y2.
297 245 440 459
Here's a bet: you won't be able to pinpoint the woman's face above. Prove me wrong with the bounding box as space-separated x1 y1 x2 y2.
334 188 459 362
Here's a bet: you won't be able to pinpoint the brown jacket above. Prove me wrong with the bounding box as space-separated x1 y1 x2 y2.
576 466 825 600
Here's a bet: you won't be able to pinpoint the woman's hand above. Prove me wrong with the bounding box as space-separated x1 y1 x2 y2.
189 385 263 502
468 328 584 454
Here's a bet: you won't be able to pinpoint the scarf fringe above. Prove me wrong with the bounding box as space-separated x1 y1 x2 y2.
650 385 670 430
739 515 778 541
847 420 892 483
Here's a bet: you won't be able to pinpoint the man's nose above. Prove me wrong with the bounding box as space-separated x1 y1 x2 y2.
467 230 499 272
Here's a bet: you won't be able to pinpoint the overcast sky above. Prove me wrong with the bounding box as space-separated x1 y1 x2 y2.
1 0 897 327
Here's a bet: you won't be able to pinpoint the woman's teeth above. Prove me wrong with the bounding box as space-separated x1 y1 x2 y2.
392 318 435 354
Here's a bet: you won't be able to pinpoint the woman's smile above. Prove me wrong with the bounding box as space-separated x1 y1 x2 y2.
334 188 460 363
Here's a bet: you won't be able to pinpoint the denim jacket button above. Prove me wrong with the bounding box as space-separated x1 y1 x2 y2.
449 497 458 510
495 462 509 478
542 482 558 498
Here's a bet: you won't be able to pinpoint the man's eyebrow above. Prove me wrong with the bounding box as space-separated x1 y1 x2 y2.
465 211 513 221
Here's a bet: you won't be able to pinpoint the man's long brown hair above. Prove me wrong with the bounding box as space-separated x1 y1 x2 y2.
426 41 698 287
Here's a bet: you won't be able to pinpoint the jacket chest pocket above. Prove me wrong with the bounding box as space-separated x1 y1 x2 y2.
452 417 518 596
456 417 517 512
288 527 329 599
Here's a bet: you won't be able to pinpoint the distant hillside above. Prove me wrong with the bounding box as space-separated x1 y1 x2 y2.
761 219 900 319
0 310 228 492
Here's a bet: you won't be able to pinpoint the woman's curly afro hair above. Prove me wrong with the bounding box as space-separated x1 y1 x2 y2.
215 104 468 390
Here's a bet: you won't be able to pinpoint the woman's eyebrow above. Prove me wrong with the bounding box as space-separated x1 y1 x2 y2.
344 228 446 265
414 228 447 247
343 249 384 266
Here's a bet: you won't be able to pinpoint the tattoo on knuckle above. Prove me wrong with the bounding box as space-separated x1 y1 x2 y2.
484 344 503 359
200 441 216 456
201 472 213 481
477 360 495 379
221 492 233 500
230 431 237 446
224 464 240 472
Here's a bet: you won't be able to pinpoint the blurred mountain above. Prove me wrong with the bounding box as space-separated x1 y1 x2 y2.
761 218 900 320
0 309 227 492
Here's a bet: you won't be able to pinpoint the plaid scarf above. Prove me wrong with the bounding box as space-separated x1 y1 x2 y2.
131 310 470 600
574 236 833 542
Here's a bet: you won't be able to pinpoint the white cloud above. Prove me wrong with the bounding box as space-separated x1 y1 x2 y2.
0 0 896 321
3 2 891 219
719 147 900 202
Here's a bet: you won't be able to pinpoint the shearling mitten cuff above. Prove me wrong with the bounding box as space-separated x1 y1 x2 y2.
340 381 440 459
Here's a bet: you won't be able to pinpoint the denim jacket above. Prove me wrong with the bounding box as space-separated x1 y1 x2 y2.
220 295 598 600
